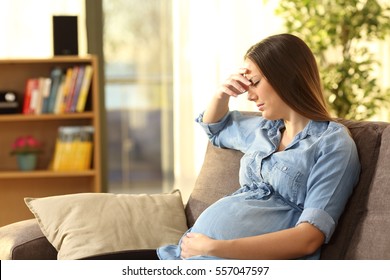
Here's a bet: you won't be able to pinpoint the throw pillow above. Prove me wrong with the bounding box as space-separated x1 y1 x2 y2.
24 190 188 260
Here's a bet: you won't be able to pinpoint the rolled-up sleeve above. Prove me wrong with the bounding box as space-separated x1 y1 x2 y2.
195 111 231 139
296 208 336 243
195 111 265 152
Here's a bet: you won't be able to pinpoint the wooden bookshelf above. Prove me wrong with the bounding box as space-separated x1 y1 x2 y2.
0 56 102 226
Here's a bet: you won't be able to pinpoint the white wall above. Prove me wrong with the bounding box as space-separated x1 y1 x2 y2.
0 0 86 58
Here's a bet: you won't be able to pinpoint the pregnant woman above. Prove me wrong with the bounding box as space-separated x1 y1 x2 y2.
157 33 360 260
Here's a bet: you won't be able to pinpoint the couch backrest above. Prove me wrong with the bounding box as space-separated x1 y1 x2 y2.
185 117 390 259
340 122 390 259
185 143 242 227
321 119 389 259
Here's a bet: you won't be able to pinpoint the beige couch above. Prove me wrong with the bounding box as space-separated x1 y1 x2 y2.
1 117 390 259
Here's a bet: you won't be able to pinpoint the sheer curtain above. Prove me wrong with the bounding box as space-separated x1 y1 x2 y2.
172 0 284 200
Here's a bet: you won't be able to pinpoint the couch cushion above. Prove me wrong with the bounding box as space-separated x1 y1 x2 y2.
319 120 388 259
185 143 243 228
344 125 390 259
25 190 188 260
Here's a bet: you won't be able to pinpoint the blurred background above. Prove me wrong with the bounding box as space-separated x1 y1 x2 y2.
0 0 389 201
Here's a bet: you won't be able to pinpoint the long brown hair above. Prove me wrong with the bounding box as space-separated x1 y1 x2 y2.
245 34 332 121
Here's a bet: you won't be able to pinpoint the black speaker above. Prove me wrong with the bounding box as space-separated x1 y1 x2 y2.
53 16 78 55
0 91 20 114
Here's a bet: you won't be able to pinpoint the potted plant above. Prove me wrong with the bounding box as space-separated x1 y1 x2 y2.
10 135 42 171
276 0 390 120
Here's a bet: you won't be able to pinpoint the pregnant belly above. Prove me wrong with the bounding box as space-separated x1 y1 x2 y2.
191 191 301 240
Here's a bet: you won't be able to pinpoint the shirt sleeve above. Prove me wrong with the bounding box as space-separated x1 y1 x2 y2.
296 125 361 243
195 110 262 152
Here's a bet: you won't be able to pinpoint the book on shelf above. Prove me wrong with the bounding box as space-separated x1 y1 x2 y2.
44 67 63 113
22 64 92 115
68 65 85 112
64 66 80 113
22 78 38 114
54 67 73 114
76 65 93 112
52 126 94 171
35 77 52 114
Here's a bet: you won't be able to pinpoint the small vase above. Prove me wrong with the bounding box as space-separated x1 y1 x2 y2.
16 154 38 171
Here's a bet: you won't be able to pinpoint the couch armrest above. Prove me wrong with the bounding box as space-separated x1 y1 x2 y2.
0 219 57 260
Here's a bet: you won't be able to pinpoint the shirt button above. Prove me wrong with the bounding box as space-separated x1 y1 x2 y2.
282 166 288 171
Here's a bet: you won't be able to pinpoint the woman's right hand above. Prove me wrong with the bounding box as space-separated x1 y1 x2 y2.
216 67 252 98
203 68 252 123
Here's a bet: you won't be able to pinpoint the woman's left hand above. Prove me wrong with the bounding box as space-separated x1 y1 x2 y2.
180 232 215 259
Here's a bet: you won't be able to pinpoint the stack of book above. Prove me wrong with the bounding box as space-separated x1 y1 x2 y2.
22 65 93 114
52 126 94 171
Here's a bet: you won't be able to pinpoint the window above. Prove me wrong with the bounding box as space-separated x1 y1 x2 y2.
103 0 173 194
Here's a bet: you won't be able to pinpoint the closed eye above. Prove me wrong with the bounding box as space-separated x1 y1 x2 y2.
249 78 261 87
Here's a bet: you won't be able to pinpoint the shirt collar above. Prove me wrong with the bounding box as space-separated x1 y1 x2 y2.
260 118 329 139
300 120 330 139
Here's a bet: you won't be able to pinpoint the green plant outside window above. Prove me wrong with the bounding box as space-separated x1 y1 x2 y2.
276 0 390 120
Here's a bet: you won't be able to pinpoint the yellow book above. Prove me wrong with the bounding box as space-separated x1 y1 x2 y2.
78 126 94 170
57 67 73 114
52 126 76 171
71 139 82 170
52 126 94 171
60 139 76 170
82 141 93 169
76 65 93 112
52 138 64 171
72 140 93 170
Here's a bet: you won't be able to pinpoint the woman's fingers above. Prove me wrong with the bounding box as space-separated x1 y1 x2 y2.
220 71 251 97
238 67 249 75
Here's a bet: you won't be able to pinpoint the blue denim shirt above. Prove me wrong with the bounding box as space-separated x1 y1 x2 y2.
158 111 360 260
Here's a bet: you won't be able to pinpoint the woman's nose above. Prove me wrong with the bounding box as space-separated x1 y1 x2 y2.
247 90 257 101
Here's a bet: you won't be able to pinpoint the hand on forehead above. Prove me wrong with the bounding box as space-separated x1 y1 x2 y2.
240 59 262 83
